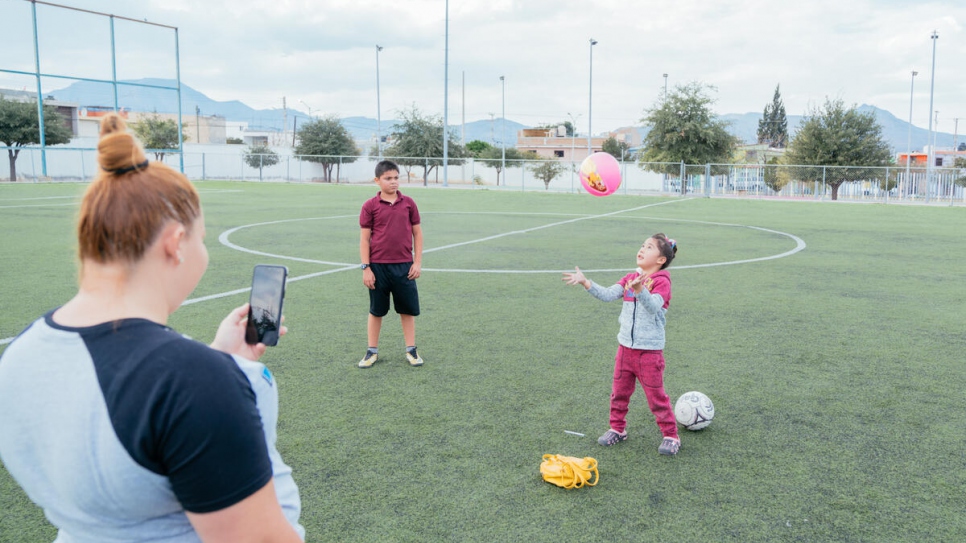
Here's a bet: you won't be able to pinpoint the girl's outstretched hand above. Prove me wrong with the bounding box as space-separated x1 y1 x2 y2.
562 266 590 289
210 303 287 361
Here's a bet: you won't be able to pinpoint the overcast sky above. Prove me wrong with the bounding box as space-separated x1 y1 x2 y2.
1 0 964 134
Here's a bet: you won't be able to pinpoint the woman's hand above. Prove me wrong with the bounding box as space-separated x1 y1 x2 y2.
210 303 287 361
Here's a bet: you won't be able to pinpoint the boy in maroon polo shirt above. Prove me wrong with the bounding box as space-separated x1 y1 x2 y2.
358 160 424 368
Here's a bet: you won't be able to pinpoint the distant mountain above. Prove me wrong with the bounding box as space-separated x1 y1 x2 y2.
719 105 958 153
47 79 959 152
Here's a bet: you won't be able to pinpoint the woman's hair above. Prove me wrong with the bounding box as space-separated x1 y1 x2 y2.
77 113 200 264
652 233 677 270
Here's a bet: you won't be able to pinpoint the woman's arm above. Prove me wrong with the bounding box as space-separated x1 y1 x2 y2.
187 480 303 543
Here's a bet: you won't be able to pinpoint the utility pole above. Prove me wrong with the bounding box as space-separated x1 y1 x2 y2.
953 118 961 152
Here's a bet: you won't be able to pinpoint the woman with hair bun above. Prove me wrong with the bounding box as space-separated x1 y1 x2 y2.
0 114 304 542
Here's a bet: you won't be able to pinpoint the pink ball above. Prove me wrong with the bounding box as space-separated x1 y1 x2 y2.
579 152 622 196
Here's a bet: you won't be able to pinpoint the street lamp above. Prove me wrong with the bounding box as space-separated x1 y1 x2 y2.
500 75 506 186
663 73 668 100
588 38 597 155
926 30 938 203
376 45 383 158
904 70 918 197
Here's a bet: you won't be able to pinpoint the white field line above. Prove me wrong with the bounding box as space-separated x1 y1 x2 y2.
0 189 242 210
2 199 807 345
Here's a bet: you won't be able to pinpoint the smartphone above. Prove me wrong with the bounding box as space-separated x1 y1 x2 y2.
245 265 288 346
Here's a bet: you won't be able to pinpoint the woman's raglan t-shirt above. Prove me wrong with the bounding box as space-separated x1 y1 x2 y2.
0 312 303 541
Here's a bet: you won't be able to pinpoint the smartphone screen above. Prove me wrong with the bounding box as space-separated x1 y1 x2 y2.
245 265 288 346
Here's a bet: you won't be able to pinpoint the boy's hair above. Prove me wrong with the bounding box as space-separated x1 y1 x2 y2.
374 160 400 178
652 233 677 270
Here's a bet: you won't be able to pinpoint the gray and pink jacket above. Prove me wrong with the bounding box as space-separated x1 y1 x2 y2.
586 269 671 350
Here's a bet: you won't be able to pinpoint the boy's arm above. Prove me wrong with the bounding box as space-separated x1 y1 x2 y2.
360 228 375 289
408 224 422 279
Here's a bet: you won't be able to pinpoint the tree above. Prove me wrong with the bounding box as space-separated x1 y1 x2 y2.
131 114 188 162
638 82 738 178
384 106 465 185
601 137 633 162
465 140 493 157
528 157 568 190
784 98 892 200
477 146 530 185
953 157 966 188
0 97 72 181
762 156 791 192
243 144 280 181
294 115 359 182
757 84 788 148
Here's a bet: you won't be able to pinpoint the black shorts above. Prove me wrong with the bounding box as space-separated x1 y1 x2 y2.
368 262 420 317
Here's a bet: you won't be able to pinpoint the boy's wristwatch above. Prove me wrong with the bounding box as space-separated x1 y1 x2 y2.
360 263 369 270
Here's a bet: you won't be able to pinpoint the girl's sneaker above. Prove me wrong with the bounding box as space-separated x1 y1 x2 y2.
658 437 680 456
597 429 628 446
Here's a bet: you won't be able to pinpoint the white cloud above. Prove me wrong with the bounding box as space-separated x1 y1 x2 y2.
1 0 963 133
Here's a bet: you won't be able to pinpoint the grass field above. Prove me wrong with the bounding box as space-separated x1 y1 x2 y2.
1 181 965 542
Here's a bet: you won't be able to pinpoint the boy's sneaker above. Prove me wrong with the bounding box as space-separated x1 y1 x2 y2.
406 348 423 366
658 437 680 456
358 350 378 368
597 429 628 446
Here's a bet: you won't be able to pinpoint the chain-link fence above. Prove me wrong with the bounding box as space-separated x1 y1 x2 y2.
5 146 965 204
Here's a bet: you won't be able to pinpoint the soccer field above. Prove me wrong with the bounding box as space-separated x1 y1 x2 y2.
1 181 964 542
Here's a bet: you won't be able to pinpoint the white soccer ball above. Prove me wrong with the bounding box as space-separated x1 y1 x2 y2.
674 391 715 431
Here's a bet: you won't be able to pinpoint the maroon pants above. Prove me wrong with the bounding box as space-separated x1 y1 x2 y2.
608 345 678 439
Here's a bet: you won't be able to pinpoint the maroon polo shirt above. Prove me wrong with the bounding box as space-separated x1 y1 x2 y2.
360 190 421 264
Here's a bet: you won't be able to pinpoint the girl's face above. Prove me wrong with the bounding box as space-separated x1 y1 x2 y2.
636 237 667 271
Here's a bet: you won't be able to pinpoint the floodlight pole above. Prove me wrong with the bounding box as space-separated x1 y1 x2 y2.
500 75 506 185
663 73 668 101
30 1 47 177
442 0 449 187
376 45 383 158
588 38 597 155
925 30 938 203
904 70 917 198
175 27 184 173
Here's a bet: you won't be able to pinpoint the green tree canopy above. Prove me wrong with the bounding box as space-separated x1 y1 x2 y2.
294 115 359 183
757 84 788 148
476 146 532 185
243 144 280 180
528 157 568 190
0 97 72 181
601 137 633 161
638 82 738 176
384 106 465 185
465 139 493 157
784 98 892 200
131 114 188 162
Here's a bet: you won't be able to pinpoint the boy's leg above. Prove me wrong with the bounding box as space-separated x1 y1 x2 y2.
367 314 383 348
361 265 392 368
400 314 415 347
640 352 678 439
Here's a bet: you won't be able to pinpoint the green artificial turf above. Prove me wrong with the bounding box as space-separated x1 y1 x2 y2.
1 181 964 542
